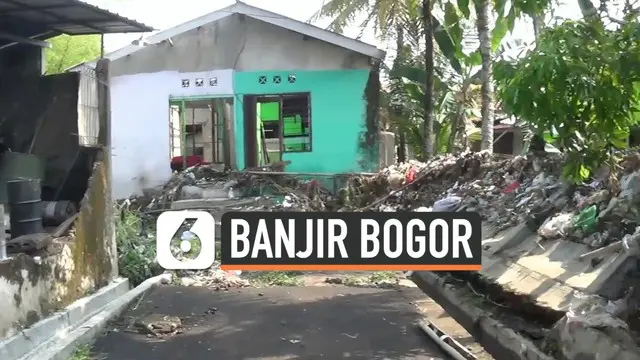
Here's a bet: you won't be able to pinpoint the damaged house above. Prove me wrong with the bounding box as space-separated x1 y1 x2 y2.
70 1 386 199
0 0 151 357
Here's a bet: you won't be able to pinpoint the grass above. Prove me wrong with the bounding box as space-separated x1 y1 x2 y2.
343 271 399 287
68 345 101 360
115 207 163 286
248 271 303 286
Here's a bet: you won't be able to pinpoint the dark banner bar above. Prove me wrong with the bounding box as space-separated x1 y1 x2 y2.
220 212 482 270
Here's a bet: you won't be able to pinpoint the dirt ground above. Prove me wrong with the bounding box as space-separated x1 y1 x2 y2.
90 273 492 360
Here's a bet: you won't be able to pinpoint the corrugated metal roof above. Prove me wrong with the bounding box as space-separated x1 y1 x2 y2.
71 1 385 70
0 0 153 48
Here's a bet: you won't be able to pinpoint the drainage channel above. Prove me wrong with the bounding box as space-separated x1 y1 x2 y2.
409 270 562 360
418 317 479 360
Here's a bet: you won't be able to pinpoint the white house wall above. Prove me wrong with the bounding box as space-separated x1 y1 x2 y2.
110 14 371 77
110 69 233 199
169 70 233 97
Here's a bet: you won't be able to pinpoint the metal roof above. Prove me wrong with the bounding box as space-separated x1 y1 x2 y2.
72 1 385 69
0 0 153 48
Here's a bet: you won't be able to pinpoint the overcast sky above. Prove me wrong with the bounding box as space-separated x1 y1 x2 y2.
86 0 584 59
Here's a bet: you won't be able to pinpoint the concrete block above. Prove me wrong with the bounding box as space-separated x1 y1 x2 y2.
19 274 171 360
0 278 129 360
478 221 635 311
410 271 554 360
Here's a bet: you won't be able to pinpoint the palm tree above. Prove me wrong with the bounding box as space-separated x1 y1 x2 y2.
423 0 436 158
474 0 494 152
312 0 460 160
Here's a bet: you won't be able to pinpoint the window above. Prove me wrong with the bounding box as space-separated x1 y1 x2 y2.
257 94 311 153
185 124 203 134
259 102 280 139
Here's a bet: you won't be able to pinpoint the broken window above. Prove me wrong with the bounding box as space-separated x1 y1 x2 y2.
281 94 311 152
185 124 203 134
259 102 280 139
256 94 311 153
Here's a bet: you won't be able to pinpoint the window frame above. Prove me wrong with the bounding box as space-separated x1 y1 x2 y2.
256 92 312 153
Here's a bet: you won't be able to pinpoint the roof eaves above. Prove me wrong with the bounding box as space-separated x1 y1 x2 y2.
97 3 239 63
68 0 154 33
68 2 386 70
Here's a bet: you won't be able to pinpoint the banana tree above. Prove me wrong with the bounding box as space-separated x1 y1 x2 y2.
389 58 481 156
439 0 551 152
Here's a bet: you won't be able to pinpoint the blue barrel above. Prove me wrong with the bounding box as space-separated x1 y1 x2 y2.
7 179 43 237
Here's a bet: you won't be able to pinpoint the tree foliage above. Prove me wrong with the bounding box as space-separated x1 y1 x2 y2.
495 20 640 183
45 34 101 74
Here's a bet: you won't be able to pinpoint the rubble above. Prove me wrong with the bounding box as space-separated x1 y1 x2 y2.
124 150 640 263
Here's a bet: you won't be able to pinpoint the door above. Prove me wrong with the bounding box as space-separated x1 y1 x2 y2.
169 105 182 158
243 95 258 168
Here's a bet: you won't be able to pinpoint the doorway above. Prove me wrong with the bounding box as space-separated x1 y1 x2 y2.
243 93 312 169
169 97 234 171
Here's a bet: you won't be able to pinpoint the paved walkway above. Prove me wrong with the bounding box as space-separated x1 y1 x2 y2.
92 285 452 360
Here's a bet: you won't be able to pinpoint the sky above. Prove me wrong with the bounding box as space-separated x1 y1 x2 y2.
86 0 586 59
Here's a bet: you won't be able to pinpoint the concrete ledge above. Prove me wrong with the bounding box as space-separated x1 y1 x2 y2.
409 271 554 360
0 278 130 360
479 222 633 312
17 273 171 360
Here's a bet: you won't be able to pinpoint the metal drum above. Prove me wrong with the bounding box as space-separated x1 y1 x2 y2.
7 179 43 237
0 152 44 206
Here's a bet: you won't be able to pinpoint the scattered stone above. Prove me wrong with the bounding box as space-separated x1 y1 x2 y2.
205 307 218 314
135 313 182 337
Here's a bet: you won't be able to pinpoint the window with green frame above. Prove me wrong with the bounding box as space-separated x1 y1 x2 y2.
258 93 311 152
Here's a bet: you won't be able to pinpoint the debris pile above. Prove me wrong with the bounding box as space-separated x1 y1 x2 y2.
347 152 565 231
345 150 640 256
127 150 640 255
119 150 640 295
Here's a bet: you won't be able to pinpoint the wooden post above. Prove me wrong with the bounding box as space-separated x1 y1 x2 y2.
0 205 6 260
181 100 187 169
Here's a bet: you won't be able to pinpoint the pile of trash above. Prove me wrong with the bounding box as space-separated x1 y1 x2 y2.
121 150 640 277
346 150 640 253
343 152 564 230
127 163 337 213
136 151 640 243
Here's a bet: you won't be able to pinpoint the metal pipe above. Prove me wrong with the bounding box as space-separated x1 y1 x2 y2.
418 319 476 360
0 31 54 51
0 32 51 48
579 240 623 261
0 204 6 260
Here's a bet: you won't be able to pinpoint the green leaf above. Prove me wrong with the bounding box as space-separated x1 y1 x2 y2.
458 0 471 18
506 5 517 32
433 16 463 74
492 15 509 50
579 165 590 180
493 0 508 16
444 2 463 47
465 49 482 66
611 127 630 148
542 130 557 143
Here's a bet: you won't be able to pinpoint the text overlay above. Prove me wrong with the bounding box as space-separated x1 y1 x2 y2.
220 212 482 271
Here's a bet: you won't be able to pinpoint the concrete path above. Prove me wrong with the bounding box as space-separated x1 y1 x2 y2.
92 285 454 360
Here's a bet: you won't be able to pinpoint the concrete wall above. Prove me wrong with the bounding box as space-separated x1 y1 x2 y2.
0 158 115 340
110 14 370 76
379 131 395 168
0 73 93 202
110 70 233 199
234 69 372 173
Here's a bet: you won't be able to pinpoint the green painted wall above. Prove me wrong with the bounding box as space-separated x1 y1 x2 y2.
234 70 373 173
